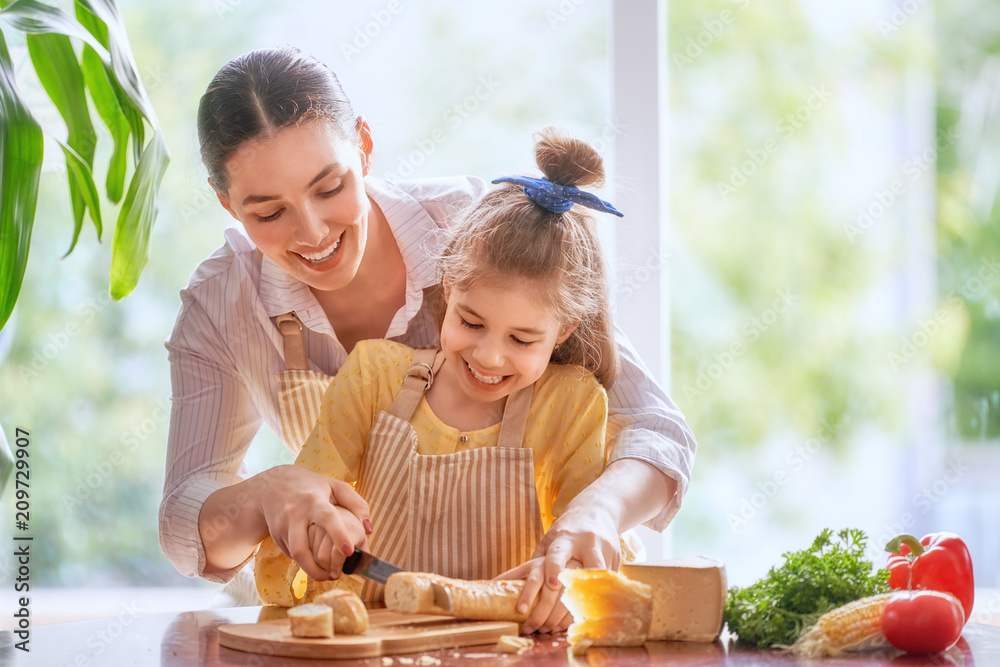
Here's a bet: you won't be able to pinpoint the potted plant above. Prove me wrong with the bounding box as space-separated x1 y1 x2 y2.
0 0 168 490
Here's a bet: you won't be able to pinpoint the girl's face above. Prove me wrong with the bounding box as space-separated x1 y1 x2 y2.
216 119 372 293
438 277 576 405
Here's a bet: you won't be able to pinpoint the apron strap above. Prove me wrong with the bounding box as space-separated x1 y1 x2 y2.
388 348 443 422
276 312 309 371
497 384 534 449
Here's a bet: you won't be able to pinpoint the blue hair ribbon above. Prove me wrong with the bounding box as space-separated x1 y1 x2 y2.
491 175 624 217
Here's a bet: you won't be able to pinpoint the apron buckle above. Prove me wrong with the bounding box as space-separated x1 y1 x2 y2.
408 362 435 390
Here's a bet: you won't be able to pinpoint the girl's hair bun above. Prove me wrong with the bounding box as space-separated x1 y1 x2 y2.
534 126 606 189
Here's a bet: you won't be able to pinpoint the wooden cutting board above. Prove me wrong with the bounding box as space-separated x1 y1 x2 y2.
218 608 521 660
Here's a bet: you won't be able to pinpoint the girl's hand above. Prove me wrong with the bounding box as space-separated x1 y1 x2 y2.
307 507 370 578
496 557 581 635
255 465 372 580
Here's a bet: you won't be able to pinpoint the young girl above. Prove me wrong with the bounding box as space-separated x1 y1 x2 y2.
255 128 624 623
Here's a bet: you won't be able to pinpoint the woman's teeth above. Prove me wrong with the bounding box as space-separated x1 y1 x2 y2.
299 237 341 262
468 362 505 385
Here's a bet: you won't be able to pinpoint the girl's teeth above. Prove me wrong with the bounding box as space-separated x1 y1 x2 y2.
300 238 341 262
468 362 504 384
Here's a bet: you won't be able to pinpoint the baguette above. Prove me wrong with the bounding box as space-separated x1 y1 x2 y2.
384 572 533 622
313 589 369 634
287 603 333 638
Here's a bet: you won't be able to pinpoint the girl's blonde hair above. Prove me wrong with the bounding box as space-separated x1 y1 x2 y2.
439 127 620 388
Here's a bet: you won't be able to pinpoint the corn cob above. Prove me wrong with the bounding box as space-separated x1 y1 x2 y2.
791 592 895 657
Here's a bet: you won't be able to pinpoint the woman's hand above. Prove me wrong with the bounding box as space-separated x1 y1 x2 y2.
257 465 372 581
496 557 580 635
199 465 371 579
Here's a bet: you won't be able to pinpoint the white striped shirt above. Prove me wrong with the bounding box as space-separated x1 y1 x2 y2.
160 176 697 581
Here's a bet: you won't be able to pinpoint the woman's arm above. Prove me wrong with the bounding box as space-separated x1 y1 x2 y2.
200 465 370 579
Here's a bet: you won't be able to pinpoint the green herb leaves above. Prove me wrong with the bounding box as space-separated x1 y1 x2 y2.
725 528 891 648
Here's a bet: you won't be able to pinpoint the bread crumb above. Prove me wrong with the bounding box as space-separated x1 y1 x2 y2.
415 658 441 665
381 659 393 666
397 659 414 665
495 635 534 655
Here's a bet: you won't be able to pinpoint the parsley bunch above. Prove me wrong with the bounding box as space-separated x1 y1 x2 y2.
724 528 891 648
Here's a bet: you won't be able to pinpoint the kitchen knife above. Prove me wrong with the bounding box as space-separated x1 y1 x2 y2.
341 548 403 586
341 549 453 611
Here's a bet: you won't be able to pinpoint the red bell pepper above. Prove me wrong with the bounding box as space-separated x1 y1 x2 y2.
885 532 974 623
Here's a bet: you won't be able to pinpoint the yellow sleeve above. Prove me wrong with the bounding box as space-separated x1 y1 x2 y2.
533 371 608 530
294 340 383 483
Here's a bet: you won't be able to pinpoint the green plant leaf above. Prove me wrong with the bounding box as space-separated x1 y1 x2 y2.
0 30 44 332
110 131 167 300
25 31 101 251
58 139 103 255
74 1 142 165
81 44 127 203
76 0 157 126
0 0 110 61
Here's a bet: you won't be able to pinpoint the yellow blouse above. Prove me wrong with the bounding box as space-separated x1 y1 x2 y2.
255 339 607 605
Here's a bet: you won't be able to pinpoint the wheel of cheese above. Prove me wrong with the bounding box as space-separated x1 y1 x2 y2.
620 556 727 642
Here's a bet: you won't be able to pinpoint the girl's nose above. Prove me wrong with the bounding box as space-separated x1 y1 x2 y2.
473 339 504 370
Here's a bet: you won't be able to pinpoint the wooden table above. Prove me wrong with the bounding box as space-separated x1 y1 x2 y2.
3 606 998 665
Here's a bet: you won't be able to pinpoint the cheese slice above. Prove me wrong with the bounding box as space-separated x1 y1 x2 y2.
620 556 726 642
558 569 653 647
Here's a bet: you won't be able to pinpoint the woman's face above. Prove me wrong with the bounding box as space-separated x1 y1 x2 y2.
216 119 372 293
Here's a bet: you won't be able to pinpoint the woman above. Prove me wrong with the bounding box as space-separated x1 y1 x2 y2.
160 46 695 634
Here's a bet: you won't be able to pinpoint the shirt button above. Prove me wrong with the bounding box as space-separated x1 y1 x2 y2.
459 435 468 443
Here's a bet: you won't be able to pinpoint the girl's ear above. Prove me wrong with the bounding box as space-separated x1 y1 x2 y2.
557 321 580 345
441 276 452 302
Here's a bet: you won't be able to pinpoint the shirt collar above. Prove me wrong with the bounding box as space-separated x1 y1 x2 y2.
255 177 443 335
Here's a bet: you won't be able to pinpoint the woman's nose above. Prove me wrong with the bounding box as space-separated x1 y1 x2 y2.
294 208 327 246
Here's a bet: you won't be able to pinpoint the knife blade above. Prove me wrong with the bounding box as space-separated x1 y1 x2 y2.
341 548 403 586
340 549 453 612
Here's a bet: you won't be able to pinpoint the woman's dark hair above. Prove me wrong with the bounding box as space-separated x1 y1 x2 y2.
197 45 358 193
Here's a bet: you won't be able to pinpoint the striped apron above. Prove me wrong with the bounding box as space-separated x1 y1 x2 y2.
274 312 333 450
355 348 543 601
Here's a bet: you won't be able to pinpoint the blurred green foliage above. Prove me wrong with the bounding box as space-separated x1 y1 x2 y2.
936 0 1000 440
